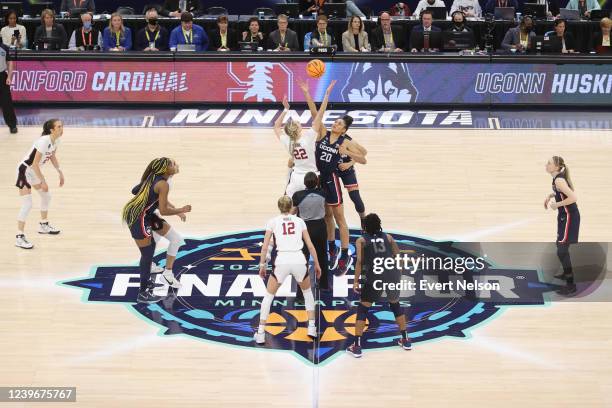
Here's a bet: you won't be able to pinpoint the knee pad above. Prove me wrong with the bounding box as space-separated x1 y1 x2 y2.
39 191 51 211
302 287 315 312
348 190 365 213
356 303 369 321
17 194 33 222
389 301 402 318
259 292 275 321
165 228 184 257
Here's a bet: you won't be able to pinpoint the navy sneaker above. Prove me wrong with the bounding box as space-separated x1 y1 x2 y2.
346 343 362 358
336 255 353 276
137 290 163 304
398 338 412 350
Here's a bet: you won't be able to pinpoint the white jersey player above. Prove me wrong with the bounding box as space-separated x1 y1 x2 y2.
254 196 322 345
15 119 65 249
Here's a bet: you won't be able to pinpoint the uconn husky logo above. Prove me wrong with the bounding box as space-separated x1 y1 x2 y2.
61 230 549 364
341 62 418 103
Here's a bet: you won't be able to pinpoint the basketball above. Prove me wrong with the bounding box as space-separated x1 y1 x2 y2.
306 59 325 78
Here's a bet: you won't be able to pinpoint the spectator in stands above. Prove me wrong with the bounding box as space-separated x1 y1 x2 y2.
566 0 600 18
161 0 202 18
1 10 27 49
210 15 237 51
33 9 68 50
241 17 266 48
300 0 325 16
546 18 575 53
342 15 371 51
310 14 336 47
591 17 611 53
336 0 367 17
267 14 299 51
69 12 102 50
501 15 535 51
413 0 446 18
370 11 405 52
451 0 482 17
102 12 132 51
410 10 442 51
135 7 169 51
448 10 472 32
390 2 411 16
60 0 95 14
169 12 208 51
484 0 518 15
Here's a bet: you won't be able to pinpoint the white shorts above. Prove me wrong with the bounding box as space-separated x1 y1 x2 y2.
273 251 307 283
15 165 41 189
285 171 309 197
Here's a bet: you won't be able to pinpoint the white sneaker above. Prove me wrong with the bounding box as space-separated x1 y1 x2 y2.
253 331 266 344
162 272 182 289
38 222 60 235
308 324 318 338
15 234 34 249
151 263 164 274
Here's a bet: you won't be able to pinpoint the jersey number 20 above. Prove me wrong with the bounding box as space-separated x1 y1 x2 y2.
282 222 295 235
319 151 332 162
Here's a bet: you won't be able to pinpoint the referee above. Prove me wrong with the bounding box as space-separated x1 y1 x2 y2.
0 42 17 133
292 172 329 291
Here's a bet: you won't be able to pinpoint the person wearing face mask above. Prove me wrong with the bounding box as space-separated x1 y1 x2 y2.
68 12 102 50
448 10 472 32
413 0 447 18
135 8 169 51
501 15 536 52
450 0 482 17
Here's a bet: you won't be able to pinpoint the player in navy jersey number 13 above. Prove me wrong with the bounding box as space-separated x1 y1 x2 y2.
544 156 580 295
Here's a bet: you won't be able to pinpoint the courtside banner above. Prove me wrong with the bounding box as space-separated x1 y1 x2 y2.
10 60 612 105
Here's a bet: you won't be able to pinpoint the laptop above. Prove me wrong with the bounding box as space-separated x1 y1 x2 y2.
239 41 258 52
442 31 475 50
426 6 447 20
35 37 62 50
323 3 346 19
0 1 23 17
522 3 547 19
176 44 196 52
590 9 611 20
494 7 515 20
274 3 299 18
530 35 561 52
559 8 580 20
411 31 443 50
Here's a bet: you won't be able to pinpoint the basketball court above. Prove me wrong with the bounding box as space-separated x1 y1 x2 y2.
2 115 612 407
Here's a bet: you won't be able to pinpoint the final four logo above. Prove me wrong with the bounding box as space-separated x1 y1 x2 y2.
62 230 552 364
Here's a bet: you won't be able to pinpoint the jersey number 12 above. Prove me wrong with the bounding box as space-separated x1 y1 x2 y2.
282 222 295 235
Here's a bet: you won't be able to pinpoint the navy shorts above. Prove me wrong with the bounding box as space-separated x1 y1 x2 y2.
320 172 343 206
557 209 580 244
360 269 401 304
129 213 166 240
339 169 358 188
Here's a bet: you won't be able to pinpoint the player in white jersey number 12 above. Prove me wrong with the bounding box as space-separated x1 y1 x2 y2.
254 196 322 344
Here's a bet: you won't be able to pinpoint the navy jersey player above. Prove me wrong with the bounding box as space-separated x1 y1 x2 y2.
346 213 411 358
122 158 191 304
299 80 367 275
337 134 368 220
544 156 580 295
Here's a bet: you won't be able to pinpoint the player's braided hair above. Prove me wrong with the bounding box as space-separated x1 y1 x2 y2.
284 118 300 154
122 157 171 226
363 213 383 236
553 156 574 190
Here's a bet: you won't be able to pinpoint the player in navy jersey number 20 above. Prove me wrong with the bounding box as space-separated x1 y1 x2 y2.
301 80 367 275
545 156 580 295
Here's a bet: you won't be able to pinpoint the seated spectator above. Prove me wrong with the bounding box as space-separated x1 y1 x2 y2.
102 13 132 51
69 12 102 50
241 17 266 48
1 10 27 49
484 0 518 15
545 18 575 53
390 2 411 16
591 17 611 53
501 15 535 51
566 0 600 18
413 0 446 18
410 10 442 52
33 9 69 50
342 15 371 51
60 0 95 13
450 0 482 17
210 15 237 51
267 14 299 51
169 12 208 51
300 0 324 15
161 0 202 17
370 11 405 52
448 10 473 32
135 7 169 51
334 0 367 17
310 15 336 47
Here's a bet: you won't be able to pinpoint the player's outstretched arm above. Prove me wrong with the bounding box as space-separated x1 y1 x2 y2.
273 96 291 140
313 80 336 140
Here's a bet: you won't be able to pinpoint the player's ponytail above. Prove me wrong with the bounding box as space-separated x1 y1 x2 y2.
284 118 300 154
553 156 574 190
42 119 60 135
122 157 171 226
363 213 383 236
278 195 293 214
